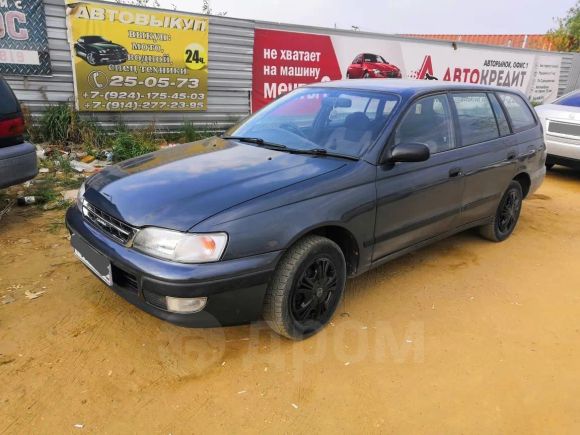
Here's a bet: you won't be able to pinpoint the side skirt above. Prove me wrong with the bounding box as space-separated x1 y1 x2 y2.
365 217 492 274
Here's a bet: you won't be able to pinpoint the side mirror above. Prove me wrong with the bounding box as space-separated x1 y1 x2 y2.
387 143 431 163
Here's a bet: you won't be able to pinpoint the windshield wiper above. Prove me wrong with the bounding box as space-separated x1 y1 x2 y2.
221 136 289 150
222 136 359 161
290 148 360 161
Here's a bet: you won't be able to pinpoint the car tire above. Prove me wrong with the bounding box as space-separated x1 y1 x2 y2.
479 180 523 242
263 235 346 340
87 53 97 65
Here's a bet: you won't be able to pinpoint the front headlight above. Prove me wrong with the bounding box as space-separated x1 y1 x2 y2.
132 228 228 263
77 181 86 211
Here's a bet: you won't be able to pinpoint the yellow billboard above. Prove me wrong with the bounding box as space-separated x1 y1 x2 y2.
65 1 208 112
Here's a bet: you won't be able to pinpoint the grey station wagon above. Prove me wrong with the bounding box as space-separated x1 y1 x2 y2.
67 80 546 340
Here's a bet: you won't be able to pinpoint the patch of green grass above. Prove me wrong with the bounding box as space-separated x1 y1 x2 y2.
111 130 158 162
58 177 84 190
39 104 77 144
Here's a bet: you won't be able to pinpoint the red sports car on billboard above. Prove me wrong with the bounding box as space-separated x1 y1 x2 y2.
346 53 402 79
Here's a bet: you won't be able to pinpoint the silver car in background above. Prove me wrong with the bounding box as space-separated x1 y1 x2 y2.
535 90 580 170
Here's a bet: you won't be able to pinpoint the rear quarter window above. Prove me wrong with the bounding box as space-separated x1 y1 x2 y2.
497 92 536 132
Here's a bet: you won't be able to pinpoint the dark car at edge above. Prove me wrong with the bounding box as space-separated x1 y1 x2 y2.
0 76 37 190
74 35 128 66
66 80 546 340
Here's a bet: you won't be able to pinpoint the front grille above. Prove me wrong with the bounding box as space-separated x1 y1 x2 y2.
143 289 168 310
548 121 580 138
82 201 136 244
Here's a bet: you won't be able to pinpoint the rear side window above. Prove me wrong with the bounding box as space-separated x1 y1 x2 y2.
498 92 536 131
395 94 455 154
0 79 20 115
452 93 499 146
488 93 511 136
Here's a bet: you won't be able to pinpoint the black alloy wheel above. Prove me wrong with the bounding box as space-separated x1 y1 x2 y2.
479 180 523 242
497 188 522 236
290 257 338 325
263 235 346 340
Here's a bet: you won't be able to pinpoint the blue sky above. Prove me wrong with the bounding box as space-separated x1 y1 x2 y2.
150 0 576 34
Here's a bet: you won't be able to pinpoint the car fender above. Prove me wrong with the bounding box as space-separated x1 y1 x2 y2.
191 162 377 271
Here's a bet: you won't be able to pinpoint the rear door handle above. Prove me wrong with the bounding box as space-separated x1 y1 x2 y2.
449 167 463 178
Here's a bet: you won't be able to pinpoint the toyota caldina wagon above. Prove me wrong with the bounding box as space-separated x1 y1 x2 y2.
67 80 545 340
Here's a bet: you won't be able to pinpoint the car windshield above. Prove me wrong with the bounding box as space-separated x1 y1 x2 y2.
84 36 109 44
226 88 399 157
364 54 387 64
554 90 580 107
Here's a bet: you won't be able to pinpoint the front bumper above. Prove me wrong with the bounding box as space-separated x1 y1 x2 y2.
0 142 38 189
545 134 580 167
97 53 128 65
65 206 281 327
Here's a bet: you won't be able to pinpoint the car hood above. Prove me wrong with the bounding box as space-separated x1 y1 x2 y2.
91 42 122 50
85 137 346 232
535 104 580 121
365 62 399 72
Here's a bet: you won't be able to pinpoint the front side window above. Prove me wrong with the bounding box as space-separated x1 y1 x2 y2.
394 94 454 154
227 88 400 157
452 93 499 146
498 92 536 131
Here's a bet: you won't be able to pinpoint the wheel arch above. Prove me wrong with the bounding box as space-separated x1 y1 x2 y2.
285 224 360 277
513 172 531 198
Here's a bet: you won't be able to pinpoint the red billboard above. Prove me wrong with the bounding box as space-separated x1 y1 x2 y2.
252 29 341 111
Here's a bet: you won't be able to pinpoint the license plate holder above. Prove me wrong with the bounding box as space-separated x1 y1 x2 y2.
72 234 112 286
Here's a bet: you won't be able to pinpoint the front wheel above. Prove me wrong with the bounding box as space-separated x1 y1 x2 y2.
479 181 523 242
263 235 346 340
86 52 97 65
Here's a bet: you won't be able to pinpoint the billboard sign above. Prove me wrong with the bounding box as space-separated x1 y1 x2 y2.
252 28 563 111
0 0 51 76
66 0 208 112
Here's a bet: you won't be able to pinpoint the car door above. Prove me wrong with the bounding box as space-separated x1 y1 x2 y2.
373 93 465 261
348 55 363 78
449 91 519 226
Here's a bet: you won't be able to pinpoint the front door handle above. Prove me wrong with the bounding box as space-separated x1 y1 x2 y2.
449 167 463 178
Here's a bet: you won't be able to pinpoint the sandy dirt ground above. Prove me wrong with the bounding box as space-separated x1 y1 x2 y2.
1 167 580 434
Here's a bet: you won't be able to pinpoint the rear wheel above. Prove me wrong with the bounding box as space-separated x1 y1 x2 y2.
263 235 346 340
479 181 523 242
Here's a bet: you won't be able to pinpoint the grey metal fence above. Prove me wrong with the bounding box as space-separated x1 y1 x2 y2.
3 0 580 132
